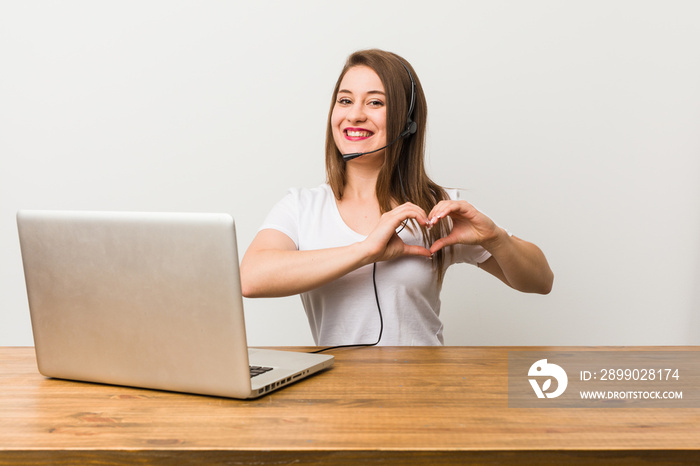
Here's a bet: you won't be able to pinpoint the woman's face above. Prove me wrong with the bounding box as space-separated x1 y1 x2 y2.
331 65 388 159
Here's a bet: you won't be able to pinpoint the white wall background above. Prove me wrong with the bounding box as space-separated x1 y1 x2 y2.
2 1 699 347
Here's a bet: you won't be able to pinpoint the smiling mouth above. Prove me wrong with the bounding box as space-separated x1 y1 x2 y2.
344 128 374 139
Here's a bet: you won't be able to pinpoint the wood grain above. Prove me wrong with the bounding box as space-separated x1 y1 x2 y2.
1 346 699 465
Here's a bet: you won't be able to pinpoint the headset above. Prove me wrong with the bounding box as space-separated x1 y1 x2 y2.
314 61 418 353
341 62 417 162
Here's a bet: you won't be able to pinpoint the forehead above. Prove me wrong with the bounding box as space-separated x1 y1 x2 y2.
338 65 384 93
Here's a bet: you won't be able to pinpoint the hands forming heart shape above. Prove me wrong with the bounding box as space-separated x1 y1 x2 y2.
364 200 504 264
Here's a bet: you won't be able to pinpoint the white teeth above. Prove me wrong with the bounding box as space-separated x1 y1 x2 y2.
346 130 372 137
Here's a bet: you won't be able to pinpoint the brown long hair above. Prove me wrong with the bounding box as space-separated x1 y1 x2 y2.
325 49 450 282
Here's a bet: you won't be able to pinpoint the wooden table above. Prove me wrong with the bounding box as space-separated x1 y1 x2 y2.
1 346 699 465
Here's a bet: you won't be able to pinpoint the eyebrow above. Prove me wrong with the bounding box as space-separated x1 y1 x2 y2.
338 89 386 96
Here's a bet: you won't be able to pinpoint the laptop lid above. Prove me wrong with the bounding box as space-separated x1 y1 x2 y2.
17 210 332 399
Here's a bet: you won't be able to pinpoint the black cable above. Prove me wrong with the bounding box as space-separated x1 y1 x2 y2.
312 168 409 354
310 262 383 353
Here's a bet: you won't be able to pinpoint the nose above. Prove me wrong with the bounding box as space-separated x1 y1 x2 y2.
346 102 367 123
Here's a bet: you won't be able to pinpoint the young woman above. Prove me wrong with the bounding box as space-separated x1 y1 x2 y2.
240 49 553 346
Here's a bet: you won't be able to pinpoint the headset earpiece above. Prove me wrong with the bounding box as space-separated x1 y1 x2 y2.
401 119 417 138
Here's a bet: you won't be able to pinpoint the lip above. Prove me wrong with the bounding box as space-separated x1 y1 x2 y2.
343 127 374 141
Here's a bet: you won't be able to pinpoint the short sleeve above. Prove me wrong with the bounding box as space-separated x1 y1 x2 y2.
448 243 492 266
258 189 301 249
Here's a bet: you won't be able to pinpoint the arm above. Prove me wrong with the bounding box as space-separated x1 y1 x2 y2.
240 229 369 298
240 203 432 298
428 200 553 294
476 233 554 294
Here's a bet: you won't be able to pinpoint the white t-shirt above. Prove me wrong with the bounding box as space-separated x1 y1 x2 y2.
258 183 492 346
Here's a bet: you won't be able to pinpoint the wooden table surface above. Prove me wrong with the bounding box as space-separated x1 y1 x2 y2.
1 346 699 465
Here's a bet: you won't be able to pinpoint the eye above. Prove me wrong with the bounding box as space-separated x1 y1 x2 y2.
367 99 384 107
337 97 352 105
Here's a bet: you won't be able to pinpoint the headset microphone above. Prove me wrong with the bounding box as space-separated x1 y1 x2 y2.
341 62 417 162
342 135 404 162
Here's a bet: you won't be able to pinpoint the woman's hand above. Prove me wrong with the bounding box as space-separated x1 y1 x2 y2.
361 202 432 263
426 199 553 294
427 200 501 254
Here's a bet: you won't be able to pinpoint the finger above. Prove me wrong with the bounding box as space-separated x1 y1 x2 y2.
398 202 429 221
368 206 429 256
428 201 476 226
428 199 451 215
402 244 432 258
429 235 458 255
427 200 459 224
388 203 429 227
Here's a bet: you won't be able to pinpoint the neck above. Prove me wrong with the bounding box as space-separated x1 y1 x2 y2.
342 174 377 202
342 153 384 201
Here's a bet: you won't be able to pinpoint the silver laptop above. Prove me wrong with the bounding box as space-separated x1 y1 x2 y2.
16 210 333 399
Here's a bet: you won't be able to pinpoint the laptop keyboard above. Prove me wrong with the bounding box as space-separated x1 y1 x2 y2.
250 365 273 378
